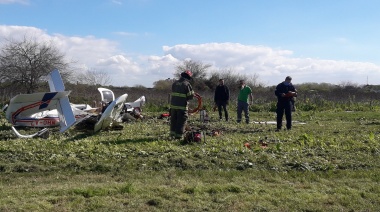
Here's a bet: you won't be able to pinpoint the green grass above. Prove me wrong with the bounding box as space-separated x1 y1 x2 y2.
0 110 380 211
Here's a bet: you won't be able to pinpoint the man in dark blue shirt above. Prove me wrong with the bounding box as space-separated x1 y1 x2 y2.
214 79 230 121
274 76 297 131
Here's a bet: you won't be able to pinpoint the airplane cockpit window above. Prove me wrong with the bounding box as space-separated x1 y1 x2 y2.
102 91 113 102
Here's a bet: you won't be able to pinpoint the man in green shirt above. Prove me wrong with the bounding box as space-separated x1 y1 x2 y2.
237 80 253 124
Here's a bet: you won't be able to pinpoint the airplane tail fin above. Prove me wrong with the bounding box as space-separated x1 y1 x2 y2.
47 69 65 92
46 69 75 133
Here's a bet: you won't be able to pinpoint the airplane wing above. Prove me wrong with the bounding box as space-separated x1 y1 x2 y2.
94 93 128 133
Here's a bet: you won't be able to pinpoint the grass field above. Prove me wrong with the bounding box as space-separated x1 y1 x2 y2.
0 110 379 211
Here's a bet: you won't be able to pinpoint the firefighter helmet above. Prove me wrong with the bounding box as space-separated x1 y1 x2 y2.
181 70 193 79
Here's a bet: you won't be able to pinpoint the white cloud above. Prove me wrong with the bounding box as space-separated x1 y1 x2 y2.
0 25 46 40
162 43 380 86
113 31 138 37
111 0 123 5
1 25 380 87
0 0 28 4
52 34 120 65
335 37 349 44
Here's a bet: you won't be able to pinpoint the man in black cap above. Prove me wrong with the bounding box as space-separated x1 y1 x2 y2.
170 70 194 139
274 76 297 131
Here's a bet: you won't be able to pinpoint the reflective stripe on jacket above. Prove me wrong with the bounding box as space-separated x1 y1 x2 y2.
170 78 194 110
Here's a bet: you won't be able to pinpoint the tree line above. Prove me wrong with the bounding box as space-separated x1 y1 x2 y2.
2 37 380 112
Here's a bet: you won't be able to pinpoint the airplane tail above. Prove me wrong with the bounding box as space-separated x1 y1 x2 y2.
6 69 76 137
47 69 76 133
6 91 75 138
47 69 66 92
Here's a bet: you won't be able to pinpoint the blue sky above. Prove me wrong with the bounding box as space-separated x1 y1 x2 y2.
1 0 380 87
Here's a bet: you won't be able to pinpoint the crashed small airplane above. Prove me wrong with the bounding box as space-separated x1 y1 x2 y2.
3 69 146 138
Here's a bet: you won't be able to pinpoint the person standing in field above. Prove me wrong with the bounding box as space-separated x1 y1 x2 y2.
237 80 253 124
274 76 297 131
214 79 230 121
170 70 194 139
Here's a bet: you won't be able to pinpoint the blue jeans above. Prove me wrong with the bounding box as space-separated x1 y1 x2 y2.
237 100 249 124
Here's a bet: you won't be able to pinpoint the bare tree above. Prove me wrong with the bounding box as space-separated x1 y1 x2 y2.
76 69 112 86
171 60 264 91
338 80 359 88
175 60 211 80
208 68 265 91
0 36 72 93
174 60 213 91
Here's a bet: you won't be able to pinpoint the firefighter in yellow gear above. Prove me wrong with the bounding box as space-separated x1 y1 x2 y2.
170 70 194 139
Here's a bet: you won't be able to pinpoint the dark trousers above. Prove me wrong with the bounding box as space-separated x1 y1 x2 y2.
276 101 292 129
237 100 249 124
216 100 228 121
170 109 189 137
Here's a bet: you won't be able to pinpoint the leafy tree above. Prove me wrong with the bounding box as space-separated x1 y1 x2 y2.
153 78 174 91
0 37 72 93
133 84 147 89
296 82 335 92
204 72 220 91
